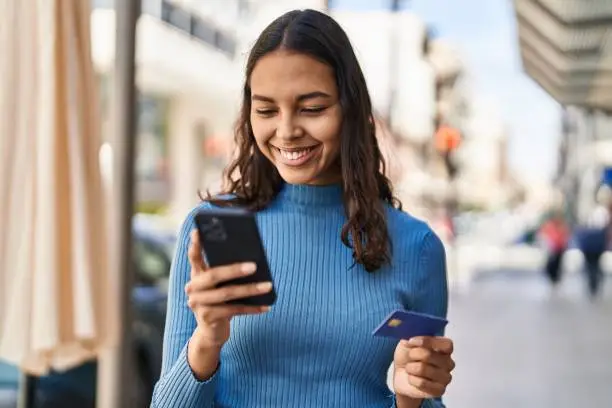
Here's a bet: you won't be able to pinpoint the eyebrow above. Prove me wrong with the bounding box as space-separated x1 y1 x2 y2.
251 91 332 103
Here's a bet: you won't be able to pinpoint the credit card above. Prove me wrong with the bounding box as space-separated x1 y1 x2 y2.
372 309 448 340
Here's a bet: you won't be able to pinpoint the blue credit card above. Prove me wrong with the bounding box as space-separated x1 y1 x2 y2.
372 310 448 340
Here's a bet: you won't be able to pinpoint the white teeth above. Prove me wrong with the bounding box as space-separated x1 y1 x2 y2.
278 147 312 161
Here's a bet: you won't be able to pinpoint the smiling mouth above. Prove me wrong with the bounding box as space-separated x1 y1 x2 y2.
272 145 319 161
270 144 322 167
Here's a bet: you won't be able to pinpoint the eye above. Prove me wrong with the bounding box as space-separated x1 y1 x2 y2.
301 106 327 115
254 108 277 117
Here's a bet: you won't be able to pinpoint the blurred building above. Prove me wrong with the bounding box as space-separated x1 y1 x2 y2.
513 0 612 224
454 96 519 210
330 9 435 136
92 0 244 220
423 39 467 208
331 3 520 217
330 6 448 217
555 106 612 223
93 0 330 221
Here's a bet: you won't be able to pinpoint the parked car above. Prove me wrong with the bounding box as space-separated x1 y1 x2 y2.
0 217 175 408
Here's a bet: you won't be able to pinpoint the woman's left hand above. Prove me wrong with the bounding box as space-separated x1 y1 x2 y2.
393 336 455 401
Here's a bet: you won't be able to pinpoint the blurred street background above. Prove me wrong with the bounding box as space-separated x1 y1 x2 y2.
1 0 612 407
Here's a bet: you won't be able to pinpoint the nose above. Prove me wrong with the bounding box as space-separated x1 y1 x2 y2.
276 112 302 140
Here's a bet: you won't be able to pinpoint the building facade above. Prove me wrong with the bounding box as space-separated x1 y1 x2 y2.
556 106 612 224
93 0 330 222
92 0 245 220
513 0 612 224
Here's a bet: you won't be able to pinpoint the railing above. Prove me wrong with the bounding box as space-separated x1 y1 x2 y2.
92 0 237 58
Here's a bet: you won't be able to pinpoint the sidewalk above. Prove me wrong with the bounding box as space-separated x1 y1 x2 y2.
386 270 612 407
444 272 612 408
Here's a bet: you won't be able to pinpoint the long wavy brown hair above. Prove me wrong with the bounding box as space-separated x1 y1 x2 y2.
206 9 402 272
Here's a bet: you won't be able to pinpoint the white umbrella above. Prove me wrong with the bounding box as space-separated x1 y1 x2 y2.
0 0 112 380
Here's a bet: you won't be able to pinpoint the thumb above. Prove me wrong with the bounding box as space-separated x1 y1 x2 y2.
188 229 208 278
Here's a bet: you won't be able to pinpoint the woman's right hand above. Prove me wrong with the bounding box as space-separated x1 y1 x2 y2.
185 230 273 349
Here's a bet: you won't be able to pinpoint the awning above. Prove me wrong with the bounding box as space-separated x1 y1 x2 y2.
0 0 112 376
513 0 612 111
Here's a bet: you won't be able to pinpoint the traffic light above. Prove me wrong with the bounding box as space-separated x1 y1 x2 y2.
434 125 461 179
434 125 461 153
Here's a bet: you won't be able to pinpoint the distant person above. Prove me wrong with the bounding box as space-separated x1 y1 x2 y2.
537 211 570 288
573 228 606 298
573 208 610 299
587 184 612 227
571 189 612 298
151 9 454 408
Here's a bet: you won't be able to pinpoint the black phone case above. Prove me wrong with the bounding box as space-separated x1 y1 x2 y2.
194 208 277 306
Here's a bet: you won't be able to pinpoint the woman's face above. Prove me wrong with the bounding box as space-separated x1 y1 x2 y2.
249 50 342 185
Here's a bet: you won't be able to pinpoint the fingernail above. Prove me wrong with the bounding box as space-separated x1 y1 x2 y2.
184 284 190 293
256 282 273 291
260 306 271 312
241 262 257 274
408 337 422 346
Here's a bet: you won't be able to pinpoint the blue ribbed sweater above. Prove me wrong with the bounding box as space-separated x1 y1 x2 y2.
151 183 448 408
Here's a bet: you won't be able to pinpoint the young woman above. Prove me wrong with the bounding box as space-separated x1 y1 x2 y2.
152 9 454 408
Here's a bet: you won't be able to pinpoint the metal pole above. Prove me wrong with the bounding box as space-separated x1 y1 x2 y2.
16 372 35 408
108 0 140 407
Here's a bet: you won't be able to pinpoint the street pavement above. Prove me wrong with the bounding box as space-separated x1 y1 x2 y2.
443 270 612 408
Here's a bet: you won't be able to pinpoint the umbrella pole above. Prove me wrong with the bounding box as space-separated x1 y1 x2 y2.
102 0 141 407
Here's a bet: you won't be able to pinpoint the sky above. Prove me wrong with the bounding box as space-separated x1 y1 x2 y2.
330 0 562 184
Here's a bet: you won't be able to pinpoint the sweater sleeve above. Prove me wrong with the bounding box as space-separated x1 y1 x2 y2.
415 230 448 333
416 230 449 408
393 231 449 408
150 207 218 408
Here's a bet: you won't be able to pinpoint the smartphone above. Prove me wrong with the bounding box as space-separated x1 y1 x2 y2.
194 207 277 306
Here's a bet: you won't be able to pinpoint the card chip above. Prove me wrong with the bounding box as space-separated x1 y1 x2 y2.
388 319 402 327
